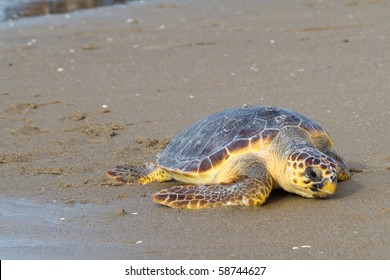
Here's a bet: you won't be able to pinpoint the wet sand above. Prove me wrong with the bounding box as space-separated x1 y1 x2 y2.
1 0 390 259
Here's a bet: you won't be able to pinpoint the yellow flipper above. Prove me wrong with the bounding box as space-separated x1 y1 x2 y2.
139 168 173 185
151 176 272 209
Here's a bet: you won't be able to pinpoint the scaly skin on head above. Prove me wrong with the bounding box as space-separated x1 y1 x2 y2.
285 147 338 198
268 126 338 198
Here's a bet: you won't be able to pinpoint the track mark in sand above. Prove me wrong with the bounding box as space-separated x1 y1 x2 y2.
385 156 390 171
0 153 33 163
186 41 216 47
294 25 361 32
22 165 91 176
135 136 172 151
348 161 369 173
60 112 88 121
64 199 107 206
23 166 64 175
12 125 49 135
82 44 101 51
110 136 172 169
381 208 390 215
350 168 364 173
100 176 130 186
6 102 39 112
81 174 129 187
146 41 216 50
6 100 60 113
64 122 123 138
114 208 127 217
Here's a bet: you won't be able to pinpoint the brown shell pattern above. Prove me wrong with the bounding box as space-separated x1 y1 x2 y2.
157 106 330 174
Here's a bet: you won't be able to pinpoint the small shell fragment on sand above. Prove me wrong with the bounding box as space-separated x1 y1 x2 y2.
292 245 311 249
126 18 138 24
250 64 258 71
27 38 37 46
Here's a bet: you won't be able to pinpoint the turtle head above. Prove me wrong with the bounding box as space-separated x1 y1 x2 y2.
284 147 338 198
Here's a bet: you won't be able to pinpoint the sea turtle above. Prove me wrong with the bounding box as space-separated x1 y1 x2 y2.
107 106 350 209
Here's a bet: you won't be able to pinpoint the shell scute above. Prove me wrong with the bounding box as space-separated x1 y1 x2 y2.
178 118 224 159
198 158 213 173
298 119 316 134
183 160 201 172
235 118 266 139
265 115 286 129
205 114 251 153
226 139 250 154
208 148 230 169
249 134 262 150
279 114 302 126
260 129 278 143
222 116 242 133
311 122 327 136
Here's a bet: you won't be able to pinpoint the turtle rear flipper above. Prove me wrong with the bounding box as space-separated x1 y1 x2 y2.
106 163 156 184
152 176 272 209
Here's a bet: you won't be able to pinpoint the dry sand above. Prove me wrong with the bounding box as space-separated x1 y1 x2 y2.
0 0 389 259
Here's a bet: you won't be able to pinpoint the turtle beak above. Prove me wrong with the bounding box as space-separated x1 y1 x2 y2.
311 180 336 197
321 181 336 195
315 181 336 197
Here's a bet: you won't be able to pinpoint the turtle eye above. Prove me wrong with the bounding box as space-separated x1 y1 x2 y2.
305 167 321 182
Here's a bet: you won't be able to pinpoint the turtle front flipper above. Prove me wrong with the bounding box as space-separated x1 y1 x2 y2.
152 176 272 209
326 150 351 181
106 163 158 184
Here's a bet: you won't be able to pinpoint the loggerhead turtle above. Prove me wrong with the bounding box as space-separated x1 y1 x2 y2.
107 106 350 209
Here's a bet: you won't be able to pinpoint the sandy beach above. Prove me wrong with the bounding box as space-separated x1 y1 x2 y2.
0 0 389 259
